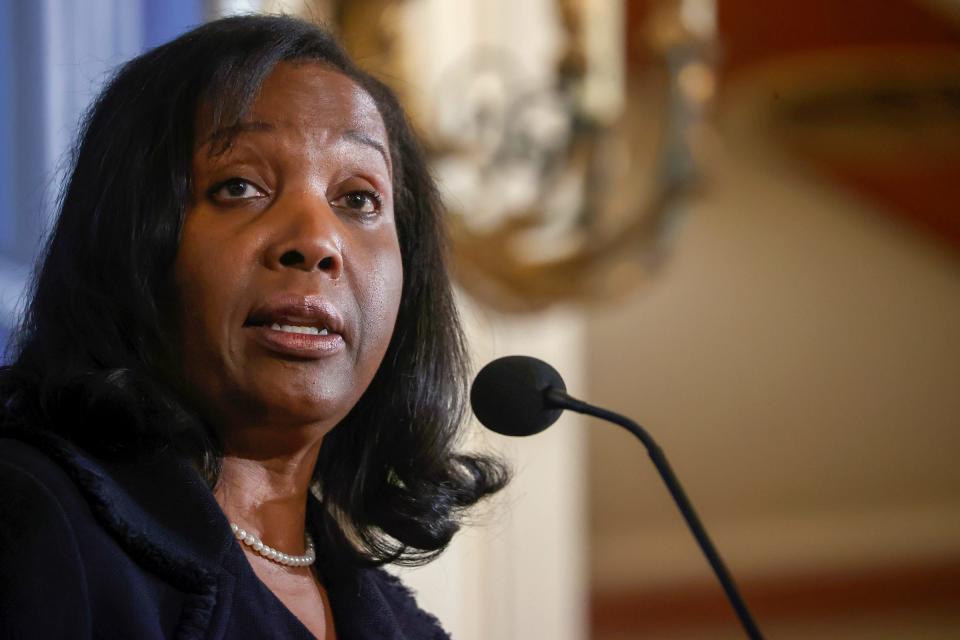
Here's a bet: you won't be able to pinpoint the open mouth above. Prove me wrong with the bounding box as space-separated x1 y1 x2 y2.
244 316 345 358
267 322 329 336
244 295 347 357
244 315 339 337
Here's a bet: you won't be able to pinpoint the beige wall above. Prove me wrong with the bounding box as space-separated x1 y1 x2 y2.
586 98 960 606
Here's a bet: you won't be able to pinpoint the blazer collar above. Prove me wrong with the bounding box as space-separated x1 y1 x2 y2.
2 427 231 591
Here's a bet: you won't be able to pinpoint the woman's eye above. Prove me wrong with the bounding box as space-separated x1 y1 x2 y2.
331 190 382 215
209 178 265 201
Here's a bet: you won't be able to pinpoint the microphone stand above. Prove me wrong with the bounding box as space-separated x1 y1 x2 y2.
545 387 764 640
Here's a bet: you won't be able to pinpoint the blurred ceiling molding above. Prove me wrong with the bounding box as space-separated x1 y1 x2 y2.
715 0 960 252
918 0 960 26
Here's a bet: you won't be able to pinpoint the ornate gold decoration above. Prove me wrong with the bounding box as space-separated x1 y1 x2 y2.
317 0 716 312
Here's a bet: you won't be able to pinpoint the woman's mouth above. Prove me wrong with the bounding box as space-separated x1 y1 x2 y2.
248 323 344 358
269 322 330 336
245 294 347 358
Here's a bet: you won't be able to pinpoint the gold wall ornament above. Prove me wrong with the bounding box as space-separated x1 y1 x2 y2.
325 0 716 312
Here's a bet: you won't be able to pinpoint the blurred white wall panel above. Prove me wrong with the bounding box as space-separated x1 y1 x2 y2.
393 2 588 638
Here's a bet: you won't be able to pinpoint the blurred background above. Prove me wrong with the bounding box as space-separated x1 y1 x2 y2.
2 0 959 638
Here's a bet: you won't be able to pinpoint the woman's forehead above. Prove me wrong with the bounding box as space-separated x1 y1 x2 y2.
196 62 389 163
253 62 384 133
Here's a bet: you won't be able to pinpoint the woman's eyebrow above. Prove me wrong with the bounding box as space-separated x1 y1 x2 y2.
201 121 389 170
343 129 389 170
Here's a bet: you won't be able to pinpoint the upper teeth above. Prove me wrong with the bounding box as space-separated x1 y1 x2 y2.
270 323 329 336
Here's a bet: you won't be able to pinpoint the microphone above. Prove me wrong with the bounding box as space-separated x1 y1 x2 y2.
469 355 566 437
471 355 764 640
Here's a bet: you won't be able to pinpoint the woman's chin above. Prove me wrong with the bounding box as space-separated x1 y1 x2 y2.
238 380 359 431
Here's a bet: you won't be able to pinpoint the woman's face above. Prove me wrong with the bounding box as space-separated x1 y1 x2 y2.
174 62 402 445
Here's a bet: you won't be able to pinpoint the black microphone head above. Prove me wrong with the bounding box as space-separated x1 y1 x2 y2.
470 355 567 437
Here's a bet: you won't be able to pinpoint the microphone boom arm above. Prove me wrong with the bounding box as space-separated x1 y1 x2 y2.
544 387 764 640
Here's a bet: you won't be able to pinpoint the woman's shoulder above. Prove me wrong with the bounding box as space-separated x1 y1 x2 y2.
0 427 232 574
0 429 146 543
0 433 97 637
0 428 229 637
0 429 139 580
326 565 450 640
2 427 79 477
367 568 450 639
0 431 96 533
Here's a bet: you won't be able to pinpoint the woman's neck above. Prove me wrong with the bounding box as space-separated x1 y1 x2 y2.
214 438 337 639
213 440 323 554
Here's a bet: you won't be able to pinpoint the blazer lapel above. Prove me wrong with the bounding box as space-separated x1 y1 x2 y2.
2 427 233 639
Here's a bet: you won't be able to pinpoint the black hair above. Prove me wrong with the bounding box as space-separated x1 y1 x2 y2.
0 14 507 566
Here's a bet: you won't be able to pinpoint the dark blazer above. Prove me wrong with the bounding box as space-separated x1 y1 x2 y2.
0 428 448 639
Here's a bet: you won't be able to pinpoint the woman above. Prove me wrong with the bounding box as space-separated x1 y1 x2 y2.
0 14 506 639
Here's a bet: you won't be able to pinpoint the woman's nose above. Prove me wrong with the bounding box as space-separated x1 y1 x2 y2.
263 197 344 279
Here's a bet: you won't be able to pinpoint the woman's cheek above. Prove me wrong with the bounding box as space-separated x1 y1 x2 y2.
358 242 403 363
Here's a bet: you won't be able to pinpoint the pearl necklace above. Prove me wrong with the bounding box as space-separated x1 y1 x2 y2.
230 522 317 567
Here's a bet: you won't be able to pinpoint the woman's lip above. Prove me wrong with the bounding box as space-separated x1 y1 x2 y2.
246 295 347 339
247 324 346 359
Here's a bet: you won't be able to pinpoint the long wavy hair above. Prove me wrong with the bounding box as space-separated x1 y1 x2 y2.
0 14 507 566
